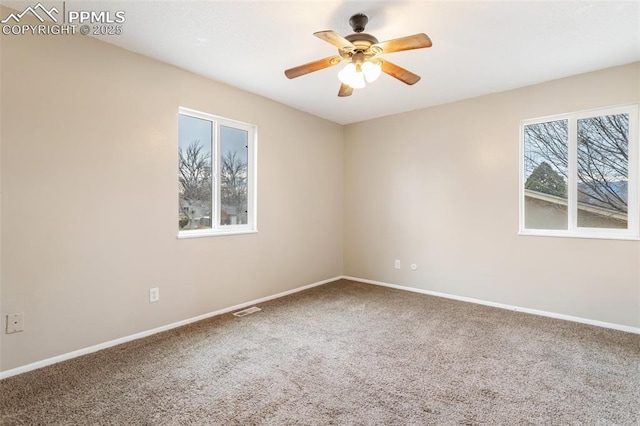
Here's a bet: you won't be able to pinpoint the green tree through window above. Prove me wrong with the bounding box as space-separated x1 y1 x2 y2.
525 161 566 197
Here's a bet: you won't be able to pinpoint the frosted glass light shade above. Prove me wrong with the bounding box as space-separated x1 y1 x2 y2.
362 61 381 82
338 63 366 89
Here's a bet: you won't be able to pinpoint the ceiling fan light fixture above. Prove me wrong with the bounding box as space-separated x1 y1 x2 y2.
338 63 366 89
362 60 381 82
284 14 432 96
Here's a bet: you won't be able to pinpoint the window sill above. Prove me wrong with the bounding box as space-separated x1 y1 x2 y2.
518 229 639 241
177 229 258 239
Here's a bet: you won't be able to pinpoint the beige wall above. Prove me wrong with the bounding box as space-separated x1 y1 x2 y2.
344 63 640 328
0 17 343 372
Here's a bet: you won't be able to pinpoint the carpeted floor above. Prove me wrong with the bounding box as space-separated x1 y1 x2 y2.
1 279 639 425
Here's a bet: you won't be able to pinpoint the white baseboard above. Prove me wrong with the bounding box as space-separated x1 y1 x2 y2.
4 274 636 379
342 276 640 335
0 276 341 380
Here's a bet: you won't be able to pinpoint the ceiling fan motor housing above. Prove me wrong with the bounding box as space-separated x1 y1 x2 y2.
340 33 380 59
341 14 380 59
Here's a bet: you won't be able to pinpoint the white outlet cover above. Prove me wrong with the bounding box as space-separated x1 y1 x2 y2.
394 260 401 269
149 287 160 303
6 313 25 333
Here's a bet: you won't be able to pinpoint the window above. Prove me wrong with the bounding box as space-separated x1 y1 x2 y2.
520 105 638 240
178 107 257 237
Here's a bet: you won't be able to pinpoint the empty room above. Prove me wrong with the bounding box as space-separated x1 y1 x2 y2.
1 1 639 424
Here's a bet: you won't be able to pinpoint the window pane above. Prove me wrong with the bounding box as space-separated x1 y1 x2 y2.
220 125 248 226
178 115 212 230
577 114 628 229
523 120 569 230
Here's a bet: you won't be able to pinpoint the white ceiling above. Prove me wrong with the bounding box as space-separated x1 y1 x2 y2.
4 1 640 124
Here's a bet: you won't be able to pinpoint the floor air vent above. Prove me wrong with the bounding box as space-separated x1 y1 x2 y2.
232 306 262 317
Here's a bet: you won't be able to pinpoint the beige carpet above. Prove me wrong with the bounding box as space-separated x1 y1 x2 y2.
1 279 639 425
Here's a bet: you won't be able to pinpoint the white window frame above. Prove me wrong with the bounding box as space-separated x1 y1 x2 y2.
519 104 639 240
178 107 257 238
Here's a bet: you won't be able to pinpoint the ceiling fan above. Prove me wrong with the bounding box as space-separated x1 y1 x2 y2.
284 13 432 97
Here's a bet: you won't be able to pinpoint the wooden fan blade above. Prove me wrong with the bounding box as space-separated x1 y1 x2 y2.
338 83 353 97
284 56 342 79
372 33 432 54
314 30 356 51
381 60 421 85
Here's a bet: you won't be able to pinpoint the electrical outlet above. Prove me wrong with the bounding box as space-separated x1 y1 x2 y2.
6 313 24 334
394 259 401 269
149 287 160 303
